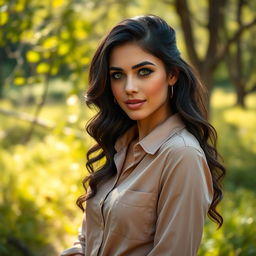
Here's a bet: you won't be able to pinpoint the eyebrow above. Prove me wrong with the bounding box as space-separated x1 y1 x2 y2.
109 61 156 71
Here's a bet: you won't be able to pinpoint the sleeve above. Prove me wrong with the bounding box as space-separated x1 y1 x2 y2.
148 146 214 256
60 212 86 256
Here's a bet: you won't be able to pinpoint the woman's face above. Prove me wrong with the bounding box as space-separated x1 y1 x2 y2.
109 42 177 125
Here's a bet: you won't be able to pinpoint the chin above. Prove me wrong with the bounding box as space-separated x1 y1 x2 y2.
126 113 147 121
121 106 148 120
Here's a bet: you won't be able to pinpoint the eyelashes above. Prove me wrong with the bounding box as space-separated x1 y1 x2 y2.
110 68 154 80
138 68 153 76
111 72 123 80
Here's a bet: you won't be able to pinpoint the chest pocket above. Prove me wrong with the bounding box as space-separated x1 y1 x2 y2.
109 189 157 241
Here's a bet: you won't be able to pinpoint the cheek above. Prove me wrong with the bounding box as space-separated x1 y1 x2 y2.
145 76 168 97
111 83 128 113
111 84 122 99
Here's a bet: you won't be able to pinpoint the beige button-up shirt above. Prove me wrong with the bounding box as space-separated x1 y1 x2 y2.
61 113 213 256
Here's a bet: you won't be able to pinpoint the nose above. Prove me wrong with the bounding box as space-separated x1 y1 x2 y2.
125 76 138 94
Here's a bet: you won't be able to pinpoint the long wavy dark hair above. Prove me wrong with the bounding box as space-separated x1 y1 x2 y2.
76 15 225 228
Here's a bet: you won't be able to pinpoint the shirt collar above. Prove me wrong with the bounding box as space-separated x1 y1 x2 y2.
114 113 185 155
114 125 138 153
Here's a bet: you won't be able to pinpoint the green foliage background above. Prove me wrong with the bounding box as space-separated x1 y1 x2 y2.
1 0 256 255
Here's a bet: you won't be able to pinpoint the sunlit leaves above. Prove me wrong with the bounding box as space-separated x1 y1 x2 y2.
14 77 25 86
60 29 70 40
21 30 34 42
80 56 90 65
52 0 65 8
58 42 70 55
51 65 59 75
37 63 50 74
26 50 40 63
1 0 140 96
0 10 8 25
73 20 88 40
13 0 26 12
242 3 256 23
43 51 51 59
43 36 58 50
0 122 87 254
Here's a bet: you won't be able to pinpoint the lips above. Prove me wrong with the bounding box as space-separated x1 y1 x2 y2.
125 99 146 110
125 99 146 104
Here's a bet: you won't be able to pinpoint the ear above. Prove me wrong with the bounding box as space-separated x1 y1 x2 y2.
167 68 179 85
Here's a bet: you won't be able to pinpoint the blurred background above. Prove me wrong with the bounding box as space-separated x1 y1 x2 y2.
0 0 255 255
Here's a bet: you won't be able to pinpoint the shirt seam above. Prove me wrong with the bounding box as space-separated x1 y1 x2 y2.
169 131 203 154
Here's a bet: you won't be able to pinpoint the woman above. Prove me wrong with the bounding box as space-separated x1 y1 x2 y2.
61 15 225 256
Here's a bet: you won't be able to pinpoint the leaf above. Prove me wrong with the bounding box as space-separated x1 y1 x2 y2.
43 51 51 59
14 77 25 86
14 0 25 12
43 36 58 50
60 30 69 40
0 11 8 26
52 0 64 8
58 43 70 55
51 66 58 75
26 51 40 63
80 57 90 65
37 63 50 74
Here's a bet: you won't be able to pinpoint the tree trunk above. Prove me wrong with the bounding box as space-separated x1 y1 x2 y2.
235 83 246 107
225 0 247 108
174 0 227 112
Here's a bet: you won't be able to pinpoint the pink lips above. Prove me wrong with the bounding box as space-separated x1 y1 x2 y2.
125 99 146 110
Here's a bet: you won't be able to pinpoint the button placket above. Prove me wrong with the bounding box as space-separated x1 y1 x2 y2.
97 172 122 255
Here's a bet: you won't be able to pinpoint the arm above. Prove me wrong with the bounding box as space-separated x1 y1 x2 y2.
60 212 86 256
148 146 213 256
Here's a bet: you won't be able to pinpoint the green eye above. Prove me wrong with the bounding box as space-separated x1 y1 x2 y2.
138 68 152 76
111 72 122 79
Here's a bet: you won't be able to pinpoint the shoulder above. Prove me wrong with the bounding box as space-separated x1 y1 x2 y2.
159 128 205 157
154 128 213 202
156 128 209 179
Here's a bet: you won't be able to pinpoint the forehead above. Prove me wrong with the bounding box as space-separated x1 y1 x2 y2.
109 42 164 68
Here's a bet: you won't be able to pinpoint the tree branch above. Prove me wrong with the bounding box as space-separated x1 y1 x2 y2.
216 18 256 63
174 0 200 67
246 85 256 95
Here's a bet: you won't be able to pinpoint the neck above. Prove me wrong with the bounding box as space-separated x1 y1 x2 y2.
137 109 172 140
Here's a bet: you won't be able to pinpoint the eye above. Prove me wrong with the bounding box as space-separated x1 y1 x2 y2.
138 68 153 77
111 72 123 80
